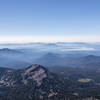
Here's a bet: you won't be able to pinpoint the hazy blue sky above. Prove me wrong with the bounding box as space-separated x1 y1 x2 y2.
0 0 100 43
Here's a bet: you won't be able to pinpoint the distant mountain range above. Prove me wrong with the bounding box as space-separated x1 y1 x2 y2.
0 48 100 69
0 48 22 54
0 48 32 68
35 53 100 68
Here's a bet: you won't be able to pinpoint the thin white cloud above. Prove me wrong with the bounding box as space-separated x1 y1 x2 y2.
0 35 99 43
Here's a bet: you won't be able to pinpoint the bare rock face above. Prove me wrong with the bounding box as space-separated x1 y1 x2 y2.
22 64 48 86
0 64 49 87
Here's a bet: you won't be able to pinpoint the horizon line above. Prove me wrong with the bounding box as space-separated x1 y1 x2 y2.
0 41 100 44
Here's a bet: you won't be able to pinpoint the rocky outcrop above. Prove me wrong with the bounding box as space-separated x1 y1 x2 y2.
0 64 49 87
